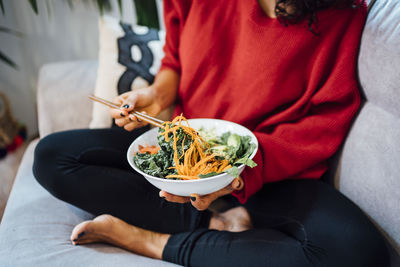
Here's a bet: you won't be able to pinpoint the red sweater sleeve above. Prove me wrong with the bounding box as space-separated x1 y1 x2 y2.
233 82 361 203
160 0 191 74
232 8 366 203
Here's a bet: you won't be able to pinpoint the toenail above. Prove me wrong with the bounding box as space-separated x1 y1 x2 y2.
77 231 86 239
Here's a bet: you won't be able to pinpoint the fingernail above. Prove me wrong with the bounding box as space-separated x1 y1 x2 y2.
122 104 130 109
120 112 125 117
190 196 196 202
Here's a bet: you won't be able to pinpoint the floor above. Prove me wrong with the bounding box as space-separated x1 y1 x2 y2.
0 142 29 221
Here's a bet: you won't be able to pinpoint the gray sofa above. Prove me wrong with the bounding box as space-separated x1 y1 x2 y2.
0 0 399 266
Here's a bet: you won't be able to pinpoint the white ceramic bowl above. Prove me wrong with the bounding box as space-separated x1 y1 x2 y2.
127 118 258 196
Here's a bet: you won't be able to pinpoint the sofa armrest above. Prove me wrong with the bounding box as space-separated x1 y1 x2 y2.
37 60 98 137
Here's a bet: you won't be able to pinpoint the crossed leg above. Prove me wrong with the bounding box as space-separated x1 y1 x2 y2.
69 206 252 259
33 128 389 267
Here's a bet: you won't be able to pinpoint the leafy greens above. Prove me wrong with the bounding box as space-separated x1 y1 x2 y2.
133 126 257 179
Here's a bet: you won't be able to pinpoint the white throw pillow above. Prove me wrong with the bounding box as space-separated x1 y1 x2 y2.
90 15 171 128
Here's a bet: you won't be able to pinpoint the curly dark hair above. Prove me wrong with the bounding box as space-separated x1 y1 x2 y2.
274 0 365 34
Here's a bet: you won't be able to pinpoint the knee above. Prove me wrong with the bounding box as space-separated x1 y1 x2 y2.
33 134 56 177
319 219 390 267
343 228 390 267
33 133 67 199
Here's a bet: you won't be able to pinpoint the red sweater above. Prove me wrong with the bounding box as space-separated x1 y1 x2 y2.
160 0 367 203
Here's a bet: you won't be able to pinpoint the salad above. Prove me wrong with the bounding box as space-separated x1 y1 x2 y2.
133 116 257 180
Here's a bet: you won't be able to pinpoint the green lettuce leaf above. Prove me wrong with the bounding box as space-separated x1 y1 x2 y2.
224 166 239 178
235 157 257 168
198 172 220 178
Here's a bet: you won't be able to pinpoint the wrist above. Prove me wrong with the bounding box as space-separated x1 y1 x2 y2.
148 85 163 115
151 69 179 111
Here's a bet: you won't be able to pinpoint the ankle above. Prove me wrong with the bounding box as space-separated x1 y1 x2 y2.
144 231 170 259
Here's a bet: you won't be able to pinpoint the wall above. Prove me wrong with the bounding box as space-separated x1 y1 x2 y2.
0 0 154 138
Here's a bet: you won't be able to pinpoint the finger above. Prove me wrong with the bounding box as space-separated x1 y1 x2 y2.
128 114 142 124
125 114 148 130
112 92 137 117
121 94 138 112
189 177 244 211
207 178 240 198
232 177 244 191
113 95 125 106
124 120 147 131
113 93 131 110
123 113 150 131
120 103 135 113
190 193 219 211
135 110 147 123
159 191 190 203
115 117 130 127
218 177 243 194
124 122 137 131
110 108 128 119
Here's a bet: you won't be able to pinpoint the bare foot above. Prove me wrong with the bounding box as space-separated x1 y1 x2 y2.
70 214 169 259
209 206 253 232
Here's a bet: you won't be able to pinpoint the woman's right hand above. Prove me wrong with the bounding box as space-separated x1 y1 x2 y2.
110 86 162 131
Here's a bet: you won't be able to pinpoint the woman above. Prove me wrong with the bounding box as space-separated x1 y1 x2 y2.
33 0 389 266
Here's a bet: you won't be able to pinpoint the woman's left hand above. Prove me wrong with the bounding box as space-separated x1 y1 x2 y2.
159 177 244 211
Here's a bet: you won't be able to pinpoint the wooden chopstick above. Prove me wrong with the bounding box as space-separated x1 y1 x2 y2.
88 94 165 128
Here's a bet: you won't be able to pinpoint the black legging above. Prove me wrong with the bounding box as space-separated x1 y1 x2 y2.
32 128 389 267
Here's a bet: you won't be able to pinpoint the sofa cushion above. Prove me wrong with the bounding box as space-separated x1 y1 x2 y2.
37 61 98 137
358 0 400 116
0 139 178 267
335 102 400 251
333 0 400 264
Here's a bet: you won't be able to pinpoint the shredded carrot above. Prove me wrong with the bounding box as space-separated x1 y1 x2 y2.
137 144 160 155
160 115 228 180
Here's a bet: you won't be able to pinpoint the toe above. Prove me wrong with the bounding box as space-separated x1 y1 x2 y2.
70 221 92 242
73 237 95 245
70 214 117 244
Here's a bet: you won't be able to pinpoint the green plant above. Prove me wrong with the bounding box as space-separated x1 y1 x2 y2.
0 26 22 69
0 0 160 69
